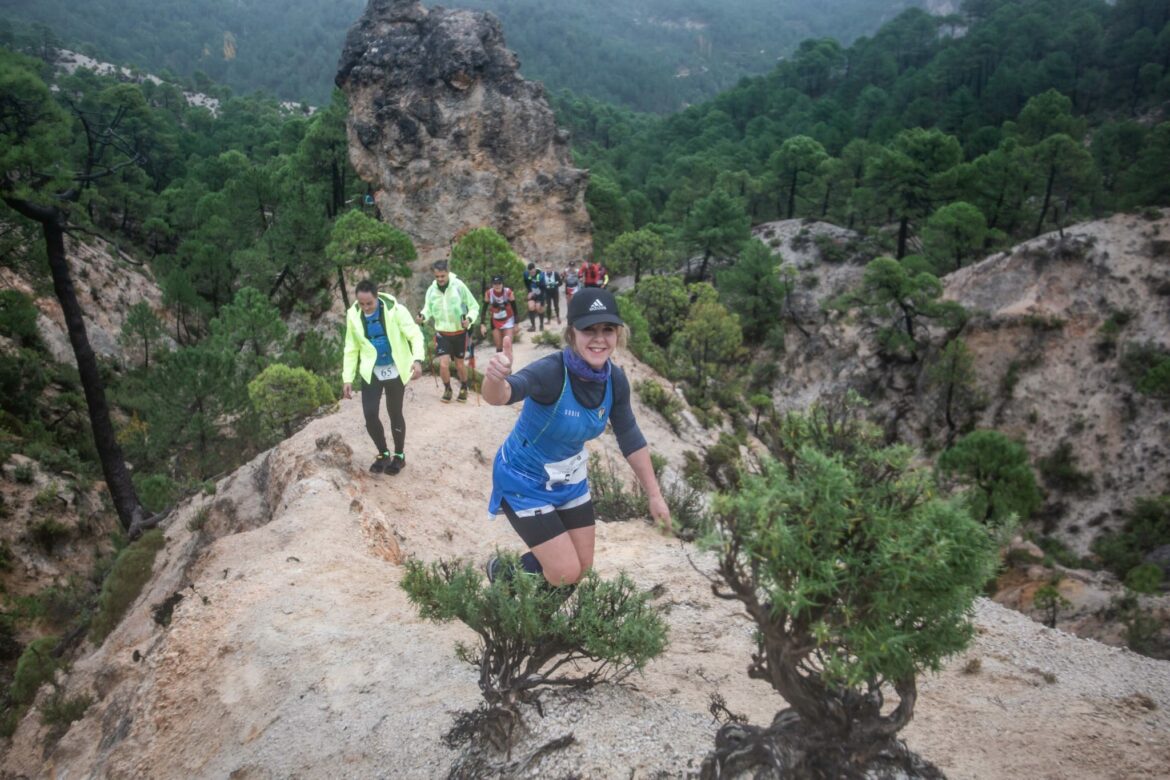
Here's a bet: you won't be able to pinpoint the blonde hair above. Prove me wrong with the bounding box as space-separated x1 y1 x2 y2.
564 323 629 353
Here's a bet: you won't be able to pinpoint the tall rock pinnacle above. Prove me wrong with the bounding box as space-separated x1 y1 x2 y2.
336 0 593 264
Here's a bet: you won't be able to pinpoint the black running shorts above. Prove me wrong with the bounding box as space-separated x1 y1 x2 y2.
434 332 467 359
500 498 596 548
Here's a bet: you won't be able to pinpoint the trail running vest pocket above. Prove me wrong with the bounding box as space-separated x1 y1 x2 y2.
543 449 588 490
373 364 399 381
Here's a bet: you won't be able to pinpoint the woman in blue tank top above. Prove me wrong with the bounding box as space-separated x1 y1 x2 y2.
482 288 672 589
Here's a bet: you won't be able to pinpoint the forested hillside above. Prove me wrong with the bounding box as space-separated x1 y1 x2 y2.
0 0 935 111
566 0 1170 255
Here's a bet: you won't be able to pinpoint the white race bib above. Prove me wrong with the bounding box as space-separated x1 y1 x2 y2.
543 449 589 490
373 364 399 381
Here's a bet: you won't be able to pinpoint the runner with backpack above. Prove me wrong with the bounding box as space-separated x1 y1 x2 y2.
480 275 516 362
563 264 580 303
541 263 563 324
579 258 607 289
522 262 546 332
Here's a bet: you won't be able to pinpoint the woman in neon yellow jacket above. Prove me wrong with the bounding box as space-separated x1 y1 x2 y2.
343 279 426 474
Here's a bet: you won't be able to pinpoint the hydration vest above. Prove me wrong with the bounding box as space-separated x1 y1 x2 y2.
488 287 515 321
582 263 603 286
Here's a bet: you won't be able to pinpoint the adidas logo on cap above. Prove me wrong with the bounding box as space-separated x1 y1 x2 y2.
589 298 607 311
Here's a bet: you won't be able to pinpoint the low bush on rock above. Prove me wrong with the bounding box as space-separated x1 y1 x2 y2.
401 555 667 758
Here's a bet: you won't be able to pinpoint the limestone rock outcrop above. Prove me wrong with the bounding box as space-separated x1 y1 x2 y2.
336 0 591 264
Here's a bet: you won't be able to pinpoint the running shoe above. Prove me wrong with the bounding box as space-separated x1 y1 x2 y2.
370 452 392 473
385 454 405 475
441 386 453 403
457 385 468 403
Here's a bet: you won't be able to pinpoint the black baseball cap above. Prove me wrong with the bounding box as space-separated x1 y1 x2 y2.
491 274 504 284
568 288 624 329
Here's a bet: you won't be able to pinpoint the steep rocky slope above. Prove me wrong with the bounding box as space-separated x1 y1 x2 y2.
3 336 1168 778
759 210 1170 554
336 0 592 265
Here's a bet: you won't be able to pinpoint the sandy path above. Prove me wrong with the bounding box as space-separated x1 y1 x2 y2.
4 338 1169 779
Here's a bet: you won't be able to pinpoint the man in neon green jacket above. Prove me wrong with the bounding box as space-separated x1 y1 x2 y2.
416 260 480 403
343 279 425 474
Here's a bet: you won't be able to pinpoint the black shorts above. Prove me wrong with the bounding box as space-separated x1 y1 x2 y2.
500 498 596 548
435 332 467 359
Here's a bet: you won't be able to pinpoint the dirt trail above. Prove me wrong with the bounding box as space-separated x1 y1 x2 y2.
4 338 1169 779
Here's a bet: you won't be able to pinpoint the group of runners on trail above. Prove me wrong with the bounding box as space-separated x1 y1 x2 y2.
341 256 669 592
520 259 608 333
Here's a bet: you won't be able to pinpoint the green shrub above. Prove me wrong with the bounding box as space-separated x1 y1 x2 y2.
1092 496 1170 581
1036 441 1094 495
10 636 59 705
691 405 722 429
12 462 35 484
187 506 210 533
617 295 671 376
635 379 683 433
0 290 42 347
26 579 91 630
247 363 335 437
588 452 647 522
1033 580 1071 628
704 434 742 490
706 395 997 768
813 234 850 264
682 450 707 489
938 430 1041 524
28 518 71 554
133 473 179 514
530 329 563 349
401 555 667 754
33 483 60 510
89 529 166 643
663 478 710 542
40 689 93 730
1112 593 1165 659
1121 342 1170 399
1096 310 1133 356
649 452 667 477
1036 535 1092 569
1000 361 1022 397
1125 563 1164 594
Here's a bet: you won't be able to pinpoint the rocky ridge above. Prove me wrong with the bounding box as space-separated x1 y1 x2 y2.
2 334 1168 778
336 0 592 266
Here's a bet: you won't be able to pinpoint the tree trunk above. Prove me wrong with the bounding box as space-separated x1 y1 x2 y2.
1034 163 1056 237
697 248 712 282
787 170 798 219
3 197 144 532
337 266 350 310
896 215 910 259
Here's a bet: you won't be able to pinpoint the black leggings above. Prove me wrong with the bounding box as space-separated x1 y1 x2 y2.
500 497 595 548
361 375 406 454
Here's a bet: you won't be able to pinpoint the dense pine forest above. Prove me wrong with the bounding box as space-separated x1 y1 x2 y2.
0 0 931 111
566 0 1170 255
1 0 1170 743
